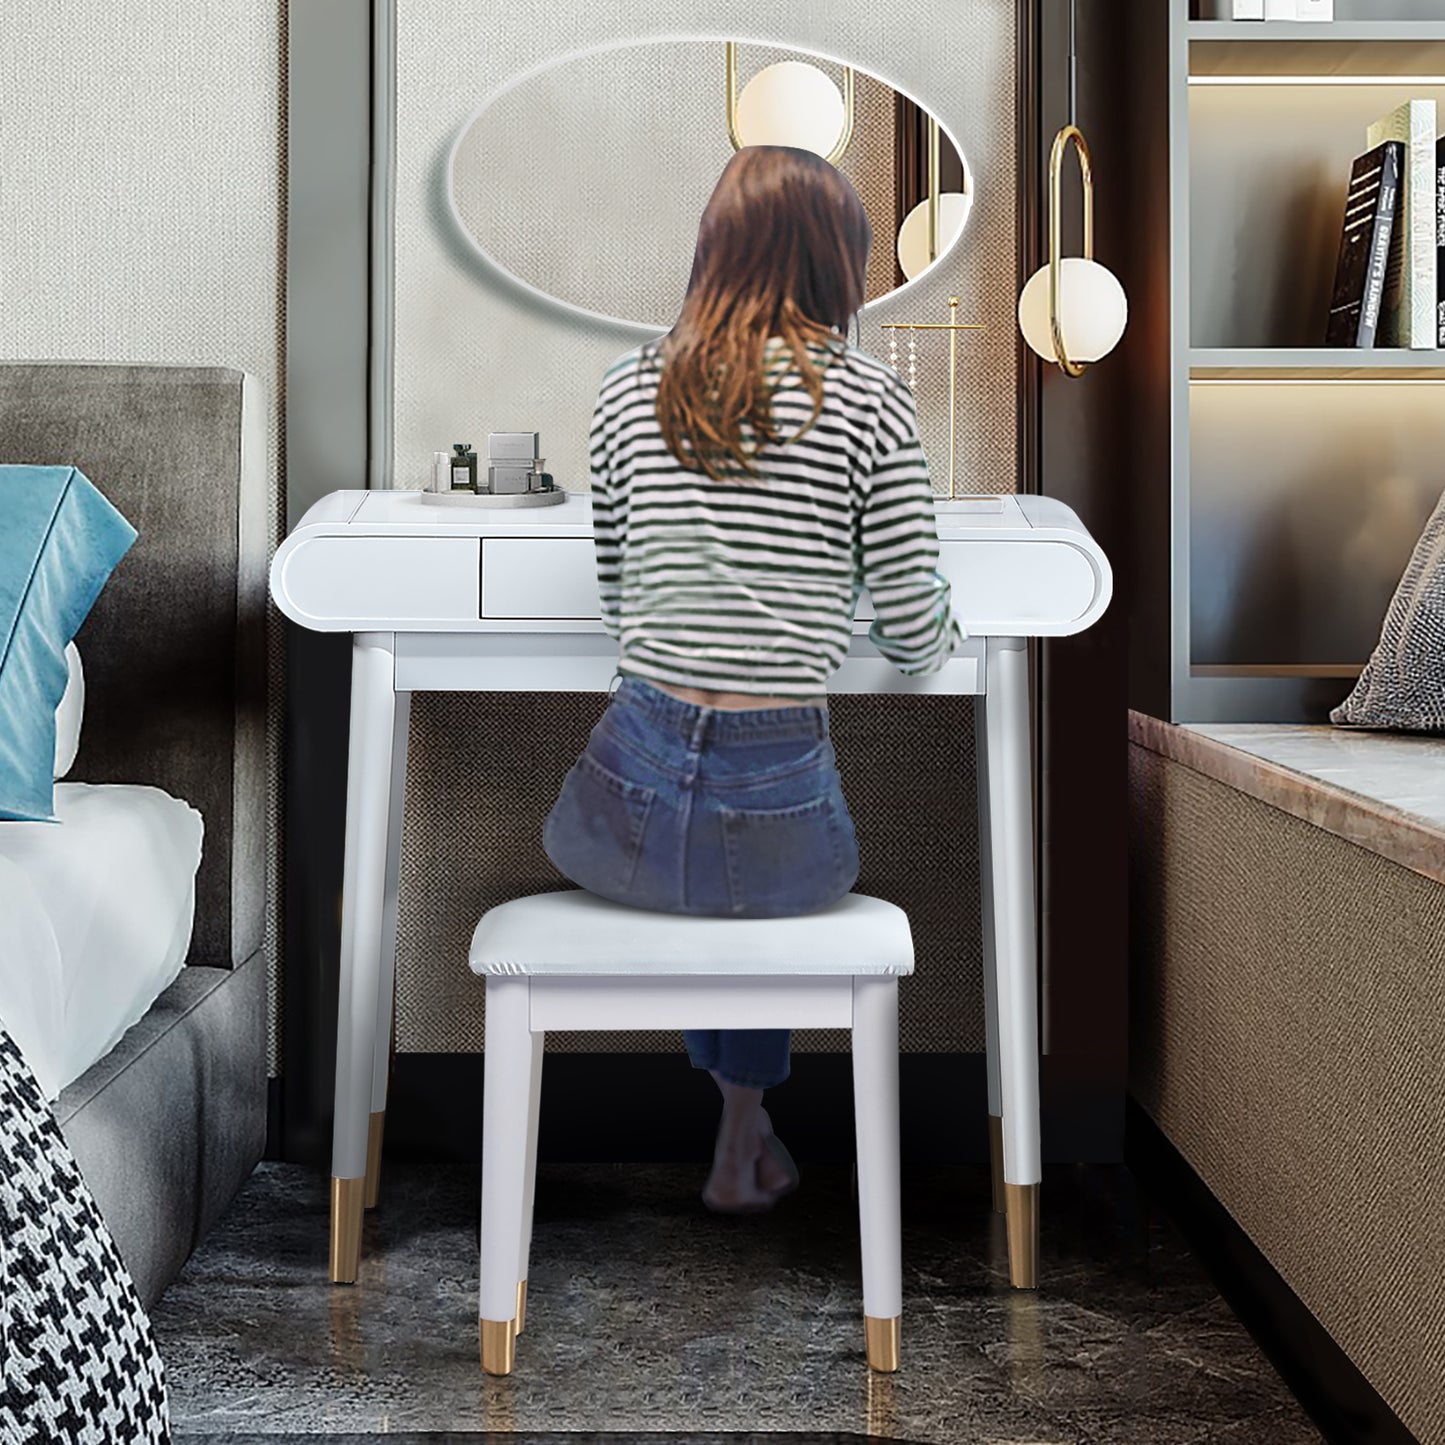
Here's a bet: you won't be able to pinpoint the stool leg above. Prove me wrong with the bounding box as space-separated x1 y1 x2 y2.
331 634 400 1284
982 639 1041 1290
516 1028 544 1334
974 694 1005 1216
480 976 531 1375
366 691 410 1212
852 975 902 1372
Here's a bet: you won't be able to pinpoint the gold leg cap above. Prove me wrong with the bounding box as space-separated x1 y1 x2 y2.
865 1314 901 1372
364 1111 386 1210
480 1316 517 1375
516 1279 527 1334
329 1176 366 1284
1004 1181 1040 1289
988 1115 1005 1214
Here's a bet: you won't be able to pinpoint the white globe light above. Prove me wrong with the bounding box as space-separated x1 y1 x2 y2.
735 61 846 157
896 190 973 280
1018 256 1128 365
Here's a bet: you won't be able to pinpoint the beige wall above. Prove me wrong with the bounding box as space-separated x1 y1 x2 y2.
393 2 1018 495
1 0 287 1069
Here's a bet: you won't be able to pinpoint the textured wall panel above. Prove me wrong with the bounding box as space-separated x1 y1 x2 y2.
1129 744 1445 1445
397 692 981 1055
1 0 288 1073
394 0 1017 1059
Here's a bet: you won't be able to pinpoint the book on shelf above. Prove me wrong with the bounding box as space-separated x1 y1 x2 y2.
1438 135 1444 347
1325 141 1402 349
1366 100 1437 349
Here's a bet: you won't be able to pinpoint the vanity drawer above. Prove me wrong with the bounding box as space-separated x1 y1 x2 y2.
276 536 480 625
481 538 600 618
853 540 1098 627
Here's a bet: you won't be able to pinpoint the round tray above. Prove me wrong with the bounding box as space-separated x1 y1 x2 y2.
418 488 569 509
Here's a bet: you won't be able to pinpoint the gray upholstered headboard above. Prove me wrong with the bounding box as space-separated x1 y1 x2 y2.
0 362 268 970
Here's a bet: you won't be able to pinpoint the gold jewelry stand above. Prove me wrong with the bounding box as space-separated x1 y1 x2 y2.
881 297 985 499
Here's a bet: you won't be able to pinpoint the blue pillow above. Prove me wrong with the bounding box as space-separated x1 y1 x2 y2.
0 466 136 821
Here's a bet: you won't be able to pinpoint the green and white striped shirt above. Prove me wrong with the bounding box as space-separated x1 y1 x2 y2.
588 335 966 698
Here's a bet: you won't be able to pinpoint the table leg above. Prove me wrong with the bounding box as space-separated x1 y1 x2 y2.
981 637 1041 1289
365 691 410 1210
973 694 1005 1216
331 632 400 1284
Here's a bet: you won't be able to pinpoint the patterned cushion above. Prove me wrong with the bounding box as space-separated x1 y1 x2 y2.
1331 489 1445 733
0 1018 168 1441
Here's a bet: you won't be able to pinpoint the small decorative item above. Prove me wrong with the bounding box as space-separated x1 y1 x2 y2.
1232 0 1266 17
431 450 450 492
1264 0 1297 18
450 443 478 492
418 431 565 508
1295 0 1333 18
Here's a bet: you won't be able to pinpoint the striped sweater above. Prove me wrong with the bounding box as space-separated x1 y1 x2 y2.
588 334 966 698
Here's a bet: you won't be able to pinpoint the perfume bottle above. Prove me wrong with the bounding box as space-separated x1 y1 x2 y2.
450 443 478 492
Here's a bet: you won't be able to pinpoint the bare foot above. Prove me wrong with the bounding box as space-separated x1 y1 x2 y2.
701 1106 799 1212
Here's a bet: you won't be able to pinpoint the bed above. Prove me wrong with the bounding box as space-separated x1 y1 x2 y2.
0 361 269 1306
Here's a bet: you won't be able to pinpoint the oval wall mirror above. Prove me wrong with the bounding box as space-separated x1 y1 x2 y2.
446 37 974 330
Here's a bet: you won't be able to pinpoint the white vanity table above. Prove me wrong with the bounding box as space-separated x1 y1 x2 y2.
269 488 1111 1290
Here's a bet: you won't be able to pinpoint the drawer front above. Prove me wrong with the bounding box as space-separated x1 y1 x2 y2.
940 541 1097 624
277 536 479 625
854 542 1096 626
481 537 601 618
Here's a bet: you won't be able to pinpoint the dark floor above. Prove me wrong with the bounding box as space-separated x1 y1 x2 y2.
153 1160 1323 1443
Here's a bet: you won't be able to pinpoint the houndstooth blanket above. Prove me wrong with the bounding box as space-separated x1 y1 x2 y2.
0 1019 169 1444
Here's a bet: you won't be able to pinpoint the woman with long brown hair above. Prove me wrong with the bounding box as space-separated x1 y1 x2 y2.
544 144 964 1212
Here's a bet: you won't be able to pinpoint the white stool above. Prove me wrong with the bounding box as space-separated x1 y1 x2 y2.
467 887 915 1377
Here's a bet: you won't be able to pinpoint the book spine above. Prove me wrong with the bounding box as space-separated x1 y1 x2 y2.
1367 101 1438 348
1361 152 1400 348
1408 103 1437 349
1438 136 1444 348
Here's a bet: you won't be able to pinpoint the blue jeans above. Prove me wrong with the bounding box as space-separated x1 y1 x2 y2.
541 674 861 1088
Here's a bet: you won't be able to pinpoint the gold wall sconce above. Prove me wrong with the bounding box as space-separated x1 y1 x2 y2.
725 44 972 281
725 43 855 165
882 296 986 499
1016 0 1127 376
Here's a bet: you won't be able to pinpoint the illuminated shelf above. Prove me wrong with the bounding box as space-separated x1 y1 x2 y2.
1191 664 1361 679
1188 22 1445 78
1190 348 1445 380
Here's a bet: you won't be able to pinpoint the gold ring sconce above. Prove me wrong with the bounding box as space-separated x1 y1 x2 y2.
725 42 856 167
1049 124 1092 378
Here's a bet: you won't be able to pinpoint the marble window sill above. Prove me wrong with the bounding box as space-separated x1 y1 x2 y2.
1129 713 1445 887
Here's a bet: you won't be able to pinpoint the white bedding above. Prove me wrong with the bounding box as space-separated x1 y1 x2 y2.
0 783 204 1102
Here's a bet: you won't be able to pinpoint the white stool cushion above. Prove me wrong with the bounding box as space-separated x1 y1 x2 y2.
469 889 915 978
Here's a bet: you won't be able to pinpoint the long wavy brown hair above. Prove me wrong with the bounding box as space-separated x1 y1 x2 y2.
648 145 872 482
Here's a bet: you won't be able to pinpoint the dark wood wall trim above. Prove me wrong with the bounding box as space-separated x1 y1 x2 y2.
1030 0 1163 1162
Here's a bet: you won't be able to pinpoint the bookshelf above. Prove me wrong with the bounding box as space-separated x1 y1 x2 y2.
1168 5 1445 722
